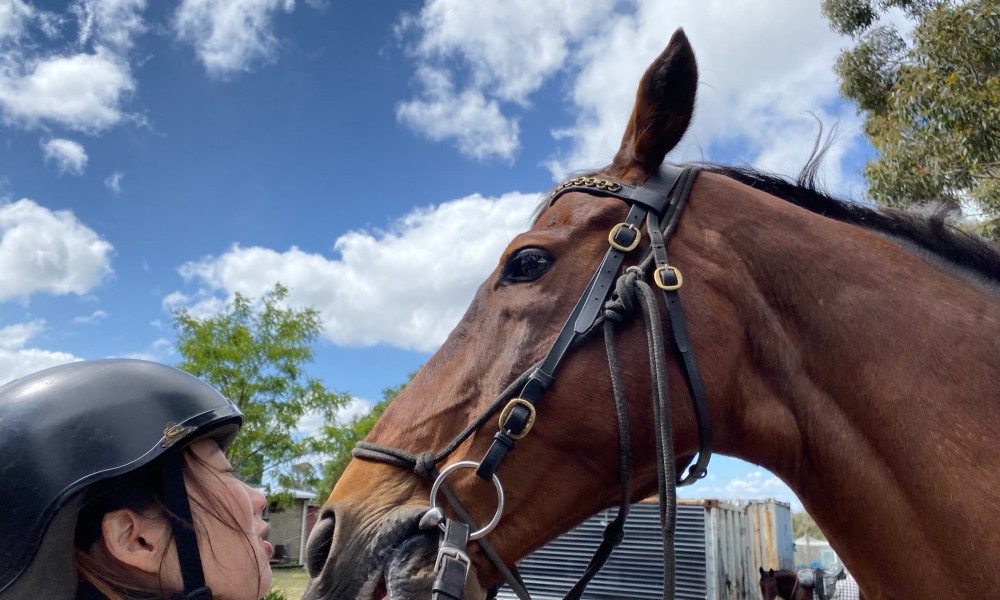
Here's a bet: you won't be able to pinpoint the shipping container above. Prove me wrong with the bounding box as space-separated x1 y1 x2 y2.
496 498 793 600
747 499 795 572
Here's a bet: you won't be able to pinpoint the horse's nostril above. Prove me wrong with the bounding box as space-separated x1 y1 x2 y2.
305 510 335 577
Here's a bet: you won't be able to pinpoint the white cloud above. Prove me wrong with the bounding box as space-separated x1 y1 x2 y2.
0 319 45 350
0 198 114 301
0 0 59 43
168 190 538 352
0 2 144 134
0 320 81 384
162 290 190 311
396 67 520 161
105 171 124 193
42 138 88 175
296 410 326 438
72 0 147 51
679 467 803 511
0 0 35 42
297 396 371 438
72 309 108 324
0 51 135 132
547 1 865 195
336 396 371 423
399 0 866 197
399 0 617 103
396 0 616 160
161 289 225 318
725 470 789 494
119 337 173 361
174 0 295 78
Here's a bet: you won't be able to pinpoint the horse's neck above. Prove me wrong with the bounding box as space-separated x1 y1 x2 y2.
780 576 801 600
684 175 1000 597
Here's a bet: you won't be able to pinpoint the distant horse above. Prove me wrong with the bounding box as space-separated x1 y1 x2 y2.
760 567 864 600
303 27 1000 600
760 568 810 600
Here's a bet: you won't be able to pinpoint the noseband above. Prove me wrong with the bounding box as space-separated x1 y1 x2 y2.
355 164 713 600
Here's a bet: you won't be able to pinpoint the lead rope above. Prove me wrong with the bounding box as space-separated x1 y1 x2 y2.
560 291 636 600
602 266 680 599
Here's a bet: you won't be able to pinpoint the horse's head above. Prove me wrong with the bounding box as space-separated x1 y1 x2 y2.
760 568 809 600
304 29 732 600
760 567 779 600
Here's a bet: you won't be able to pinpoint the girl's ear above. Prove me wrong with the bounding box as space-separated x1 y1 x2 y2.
100 508 173 575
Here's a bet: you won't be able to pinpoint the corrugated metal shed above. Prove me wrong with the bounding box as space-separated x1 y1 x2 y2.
496 498 792 600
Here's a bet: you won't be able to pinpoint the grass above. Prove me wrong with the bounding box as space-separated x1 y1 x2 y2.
269 566 311 599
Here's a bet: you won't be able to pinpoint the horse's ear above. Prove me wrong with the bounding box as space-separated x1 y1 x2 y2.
760 567 766 575
610 28 697 182
769 569 775 576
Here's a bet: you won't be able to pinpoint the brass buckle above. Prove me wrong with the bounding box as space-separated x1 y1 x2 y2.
654 265 683 291
608 223 641 252
498 398 536 440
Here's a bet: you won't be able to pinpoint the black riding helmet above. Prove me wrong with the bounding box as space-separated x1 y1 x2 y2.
0 359 243 599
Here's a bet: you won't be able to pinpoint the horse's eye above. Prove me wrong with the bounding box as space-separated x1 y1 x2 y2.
502 248 554 283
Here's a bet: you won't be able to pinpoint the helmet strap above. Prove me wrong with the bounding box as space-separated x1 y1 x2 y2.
160 451 212 600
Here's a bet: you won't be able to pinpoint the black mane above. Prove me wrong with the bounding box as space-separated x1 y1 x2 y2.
705 164 1000 284
537 162 1000 285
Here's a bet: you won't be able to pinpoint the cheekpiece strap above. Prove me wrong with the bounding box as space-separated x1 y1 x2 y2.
477 165 687 482
432 520 472 600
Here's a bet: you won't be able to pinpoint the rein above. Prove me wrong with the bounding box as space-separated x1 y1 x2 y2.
354 164 713 600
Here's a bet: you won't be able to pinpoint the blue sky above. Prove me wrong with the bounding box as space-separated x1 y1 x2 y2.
0 0 895 510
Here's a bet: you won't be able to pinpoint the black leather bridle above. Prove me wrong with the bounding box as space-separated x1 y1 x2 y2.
355 164 713 600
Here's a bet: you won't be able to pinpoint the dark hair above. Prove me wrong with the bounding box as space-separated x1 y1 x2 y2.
73 444 263 600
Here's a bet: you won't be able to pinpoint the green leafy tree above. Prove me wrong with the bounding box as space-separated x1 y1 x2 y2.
822 0 1000 239
792 511 827 540
314 378 409 502
173 283 350 490
288 462 320 491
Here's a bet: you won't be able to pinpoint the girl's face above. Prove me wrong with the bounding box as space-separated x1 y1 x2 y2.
91 439 273 599
181 438 273 600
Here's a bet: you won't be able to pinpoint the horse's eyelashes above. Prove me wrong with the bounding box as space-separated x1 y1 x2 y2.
502 247 555 283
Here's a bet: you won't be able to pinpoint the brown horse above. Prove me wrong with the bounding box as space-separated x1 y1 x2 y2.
303 29 1000 600
760 567 866 600
760 568 810 600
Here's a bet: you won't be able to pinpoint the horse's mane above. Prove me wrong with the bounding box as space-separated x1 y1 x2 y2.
706 162 1000 285
536 156 1000 285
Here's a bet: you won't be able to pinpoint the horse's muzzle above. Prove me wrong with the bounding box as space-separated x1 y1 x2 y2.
302 504 486 600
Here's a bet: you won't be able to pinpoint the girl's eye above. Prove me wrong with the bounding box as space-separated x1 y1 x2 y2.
502 248 554 283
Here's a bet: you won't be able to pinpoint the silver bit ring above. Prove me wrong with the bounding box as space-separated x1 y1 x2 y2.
429 460 505 540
